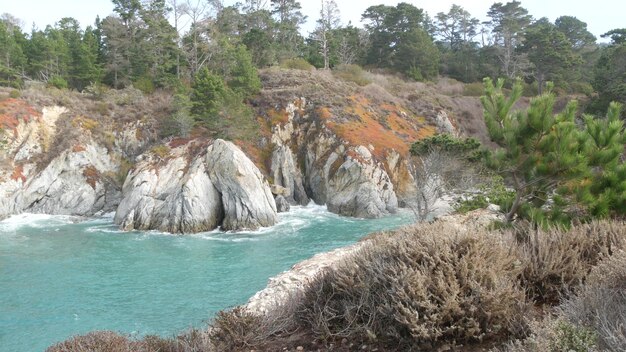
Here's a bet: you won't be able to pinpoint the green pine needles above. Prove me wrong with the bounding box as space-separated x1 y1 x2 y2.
482 78 625 226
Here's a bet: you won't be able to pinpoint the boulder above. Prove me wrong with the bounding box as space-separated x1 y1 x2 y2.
114 156 223 233
275 195 290 213
270 145 309 205
114 139 277 233
0 143 119 219
205 139 277 231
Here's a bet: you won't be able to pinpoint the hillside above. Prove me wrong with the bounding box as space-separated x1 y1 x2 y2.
0 69 501 231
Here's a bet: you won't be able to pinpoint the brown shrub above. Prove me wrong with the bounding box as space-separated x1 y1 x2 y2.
293 222 529 350
47 329 214 352
83 165 100 190
513 221 626 305
46 331 134 352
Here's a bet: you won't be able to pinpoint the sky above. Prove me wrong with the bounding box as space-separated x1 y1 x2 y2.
2 0 624 42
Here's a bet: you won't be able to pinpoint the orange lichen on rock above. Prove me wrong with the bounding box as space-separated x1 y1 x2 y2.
0 98 40 132
72 144 86 153
268 108 290 126
235 139 272 176
82 165 100 190
168 137 192 148
10 164 26 183
317 107 333 120
326 95 436 158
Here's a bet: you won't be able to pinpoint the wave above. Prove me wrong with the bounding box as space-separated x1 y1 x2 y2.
0 213 80 232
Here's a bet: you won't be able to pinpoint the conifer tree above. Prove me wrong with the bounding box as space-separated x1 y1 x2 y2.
482 78 586 224
578 102 626 218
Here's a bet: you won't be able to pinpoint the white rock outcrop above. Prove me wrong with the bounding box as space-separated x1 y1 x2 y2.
114 139 277 233
0 105 120 219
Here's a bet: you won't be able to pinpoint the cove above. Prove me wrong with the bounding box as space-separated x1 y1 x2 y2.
0 205 414 352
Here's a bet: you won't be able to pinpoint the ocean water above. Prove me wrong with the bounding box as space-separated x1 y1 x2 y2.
0 205 414 352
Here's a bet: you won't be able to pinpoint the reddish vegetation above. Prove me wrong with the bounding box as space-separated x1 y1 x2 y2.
168 137 192 148
82 165 100 190
236 139 273 175
72 144 86 153
268 108 290 126
325 95 435 158
10 164 26 183
0 98 40 133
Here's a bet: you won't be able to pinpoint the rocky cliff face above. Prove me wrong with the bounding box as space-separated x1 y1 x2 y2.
0 104 120 219
0 69 471 230
114 139 277 233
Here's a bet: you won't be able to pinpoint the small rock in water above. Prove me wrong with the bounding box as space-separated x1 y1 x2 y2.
275 195 291 213
296 346 304 351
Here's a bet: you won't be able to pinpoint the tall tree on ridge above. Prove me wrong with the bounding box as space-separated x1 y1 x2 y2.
271 0 306 60
486 1 532 78
315 0 340 69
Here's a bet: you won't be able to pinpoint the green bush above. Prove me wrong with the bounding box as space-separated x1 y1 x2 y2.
132 76 155 94
48 75 68 90
333 64 372 86
405 66 423 81
280 58 315 71
463 82 484 96
456 176 515 214
9 89 20 99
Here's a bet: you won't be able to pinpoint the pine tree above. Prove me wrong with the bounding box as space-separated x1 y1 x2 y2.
482 78 586 224
578 102 626 218
190 67 226 120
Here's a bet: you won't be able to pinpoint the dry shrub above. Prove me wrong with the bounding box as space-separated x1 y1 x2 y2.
46 331 134 352
208 301 301 351
294 222 529 350
435 77 464 96
513 221 626 305
500 318 599 352
559 250 626 351
47 329 213 352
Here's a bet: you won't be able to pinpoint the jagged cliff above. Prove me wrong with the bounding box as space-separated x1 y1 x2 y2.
0 70 481 233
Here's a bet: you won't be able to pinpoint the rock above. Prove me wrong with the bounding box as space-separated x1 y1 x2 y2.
326 154 398 218
205 139 277 231
0 143 119 219
270 145 309 205
115 139 277 233
275 195 290 213
114 154 223 233
487 203 501 212
270 184 289 196
246 242 364 315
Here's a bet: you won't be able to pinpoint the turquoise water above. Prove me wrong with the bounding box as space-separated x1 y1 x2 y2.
0 205 414 352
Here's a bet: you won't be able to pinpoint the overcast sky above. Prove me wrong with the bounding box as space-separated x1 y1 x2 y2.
3 0 624 41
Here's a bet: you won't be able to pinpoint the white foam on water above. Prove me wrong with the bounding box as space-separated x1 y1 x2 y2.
0 213 78 232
